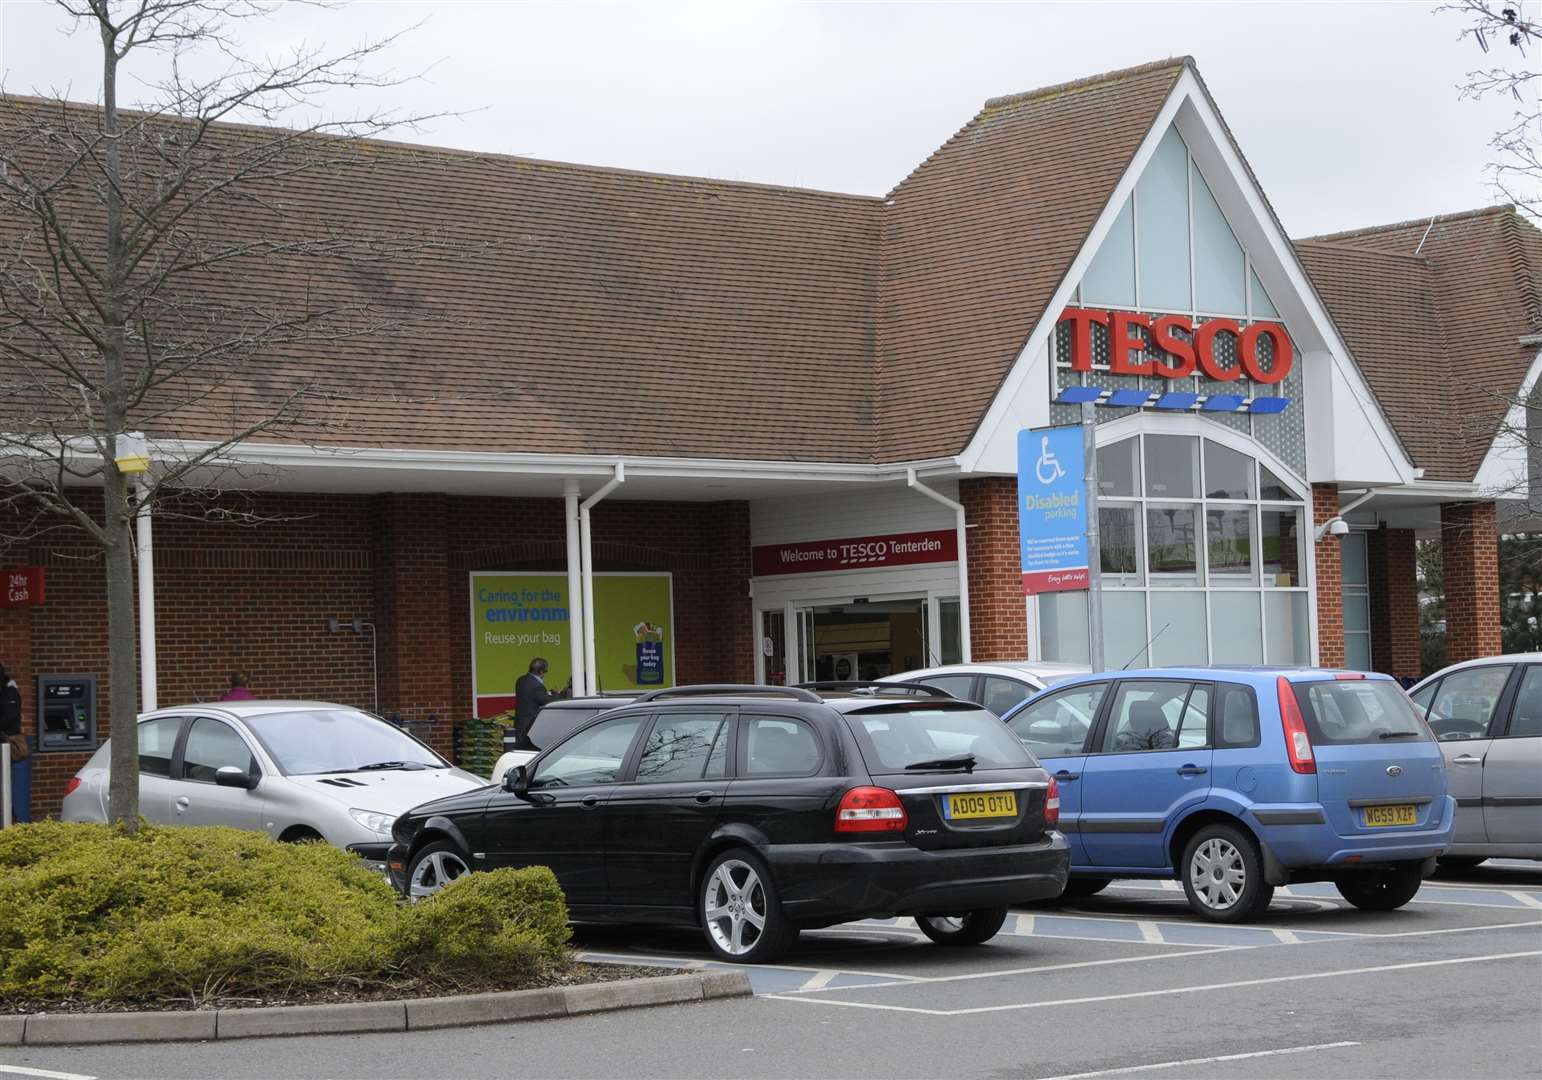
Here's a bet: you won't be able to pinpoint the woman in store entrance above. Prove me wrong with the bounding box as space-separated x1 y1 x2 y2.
0 662 29 824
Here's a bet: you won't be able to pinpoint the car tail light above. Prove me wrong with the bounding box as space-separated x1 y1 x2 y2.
63 777 81 797
1044 776 1060 828
835 787 907 833
1277 676 1316 774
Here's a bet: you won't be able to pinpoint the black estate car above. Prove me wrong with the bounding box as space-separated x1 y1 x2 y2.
388 684 1070 963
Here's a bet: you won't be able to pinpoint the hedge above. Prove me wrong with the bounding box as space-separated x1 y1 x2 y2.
0 822 572 1006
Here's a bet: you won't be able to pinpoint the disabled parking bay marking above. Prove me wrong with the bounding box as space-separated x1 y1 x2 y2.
576 950 924 995
0 1067 98 1080
766 948 1542 1016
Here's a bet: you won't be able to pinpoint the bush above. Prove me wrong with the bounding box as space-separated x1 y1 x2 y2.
0 822 572 1006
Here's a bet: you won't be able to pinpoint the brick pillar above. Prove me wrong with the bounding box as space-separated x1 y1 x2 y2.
1313 483 1345 668
959 477 1027 662
706 501 755 683
1367 526 1420 680
373 494 453 750
1441 501 1502 663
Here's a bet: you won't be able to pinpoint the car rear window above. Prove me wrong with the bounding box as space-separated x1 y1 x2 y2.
529 705 613 749
1294 680 1431 746
845 703 1038 774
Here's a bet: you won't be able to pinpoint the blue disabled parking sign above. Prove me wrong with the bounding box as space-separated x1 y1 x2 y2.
1018 425 1089 594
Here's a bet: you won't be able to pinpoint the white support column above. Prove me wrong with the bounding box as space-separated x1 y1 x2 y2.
907 470 972 663
563 479 585 696
579 463 625 695
135 483 157 713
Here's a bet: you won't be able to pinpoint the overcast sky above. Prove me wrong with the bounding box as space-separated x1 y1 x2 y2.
0 1 1530 237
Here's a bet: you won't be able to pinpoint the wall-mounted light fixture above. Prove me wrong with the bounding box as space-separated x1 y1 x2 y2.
324 616 378 715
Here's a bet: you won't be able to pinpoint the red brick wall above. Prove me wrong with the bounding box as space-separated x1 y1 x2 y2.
7 490 754 819
1367 526 1420 680
959 477 1028 662
1441 501 1502 663
1312 483 1345 668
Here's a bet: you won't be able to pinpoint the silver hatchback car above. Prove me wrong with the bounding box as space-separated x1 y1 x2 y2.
1408 656 1542 866
61 701 486 867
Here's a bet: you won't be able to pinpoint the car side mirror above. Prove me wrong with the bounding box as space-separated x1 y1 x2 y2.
502 764 529 795
215 765 258 790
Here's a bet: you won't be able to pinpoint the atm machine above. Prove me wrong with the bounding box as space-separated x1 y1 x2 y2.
36 675 97 752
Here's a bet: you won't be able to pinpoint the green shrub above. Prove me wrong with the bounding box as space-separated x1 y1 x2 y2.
0 822 571 1006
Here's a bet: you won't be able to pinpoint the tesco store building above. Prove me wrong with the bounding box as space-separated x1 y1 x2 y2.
1 58 1529 817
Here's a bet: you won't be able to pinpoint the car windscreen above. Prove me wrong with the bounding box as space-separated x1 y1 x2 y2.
844 703 1039 774
1294 680 1431 746
529 705 614 749
242 709 448 775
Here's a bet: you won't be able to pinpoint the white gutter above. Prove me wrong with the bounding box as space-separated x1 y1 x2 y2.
580 463 625 694
135 484 157 712
907 468 971 663
564 479 585 697
135 439 962 485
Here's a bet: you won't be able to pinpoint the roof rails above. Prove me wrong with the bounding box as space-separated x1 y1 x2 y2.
629 684 823 703
794 680 955 699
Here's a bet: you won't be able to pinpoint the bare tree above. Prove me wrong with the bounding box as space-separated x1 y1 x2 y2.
0 0 445 828
1444 0 1542 222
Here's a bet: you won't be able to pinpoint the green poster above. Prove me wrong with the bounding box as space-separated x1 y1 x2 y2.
471 572 673 709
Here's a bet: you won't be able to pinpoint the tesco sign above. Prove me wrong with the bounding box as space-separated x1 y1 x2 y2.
1059 307 1293 384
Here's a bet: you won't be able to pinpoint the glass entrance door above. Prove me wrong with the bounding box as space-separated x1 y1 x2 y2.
794 598 929 684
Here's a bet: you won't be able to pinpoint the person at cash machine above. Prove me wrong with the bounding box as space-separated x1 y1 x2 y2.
1 662 28 824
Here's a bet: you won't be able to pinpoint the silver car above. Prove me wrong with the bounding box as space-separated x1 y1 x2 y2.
61 701 486 868
879 661 1091 717
1408 656 1542 867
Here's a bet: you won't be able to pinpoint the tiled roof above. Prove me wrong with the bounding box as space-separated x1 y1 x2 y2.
0 97 884 463
0 61 1189 466
877 59 1187 460
1295 206 1542 482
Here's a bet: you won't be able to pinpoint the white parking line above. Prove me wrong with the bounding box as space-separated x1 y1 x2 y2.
1136 921 1164 944
785 946 1240 994
0 1067 98 1080
1035 1041 1360 1080
797 969 839 991
1271 928 1302 944
831 920 1222 950
768 949 1542 1016
578 949 928 984
1508 891 1542 910
1014 914 1036 936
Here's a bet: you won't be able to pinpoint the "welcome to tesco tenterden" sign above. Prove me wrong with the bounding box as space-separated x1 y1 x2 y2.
752 530 958 577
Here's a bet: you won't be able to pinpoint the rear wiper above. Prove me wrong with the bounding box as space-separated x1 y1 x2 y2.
1377 731 1421 740
905 754 976 772
354 760 429 771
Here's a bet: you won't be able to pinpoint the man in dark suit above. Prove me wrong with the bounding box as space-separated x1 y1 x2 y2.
513 658 556 751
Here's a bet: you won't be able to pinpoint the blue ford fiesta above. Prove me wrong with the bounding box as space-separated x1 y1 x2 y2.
1000 667 1454 922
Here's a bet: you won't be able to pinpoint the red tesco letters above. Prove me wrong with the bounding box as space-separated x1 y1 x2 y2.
1059 307 1292 385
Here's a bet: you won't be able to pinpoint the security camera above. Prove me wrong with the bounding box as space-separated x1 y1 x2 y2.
1328 518 1350 537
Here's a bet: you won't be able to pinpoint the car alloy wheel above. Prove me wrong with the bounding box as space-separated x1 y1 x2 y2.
703 858 767 957
409 846 469 898
915 907 1009 946
1189 836 1246 910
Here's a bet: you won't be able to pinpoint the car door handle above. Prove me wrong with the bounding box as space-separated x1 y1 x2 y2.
581 794 601 808
175 796 190 810
1452 755 1482 765
1054 770 1080 782
1176 766 1208 776
694 790 715 804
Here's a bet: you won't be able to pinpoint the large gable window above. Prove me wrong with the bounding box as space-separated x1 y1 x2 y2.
1038 433 1310 668
1082 125 1265 320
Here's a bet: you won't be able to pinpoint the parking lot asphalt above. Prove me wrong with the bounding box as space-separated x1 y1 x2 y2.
5 861 1539 1080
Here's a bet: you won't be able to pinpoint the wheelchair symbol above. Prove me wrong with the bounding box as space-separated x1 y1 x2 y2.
1035 435 1067 485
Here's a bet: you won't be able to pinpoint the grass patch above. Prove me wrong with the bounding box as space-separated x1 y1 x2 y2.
0 822 573 1009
